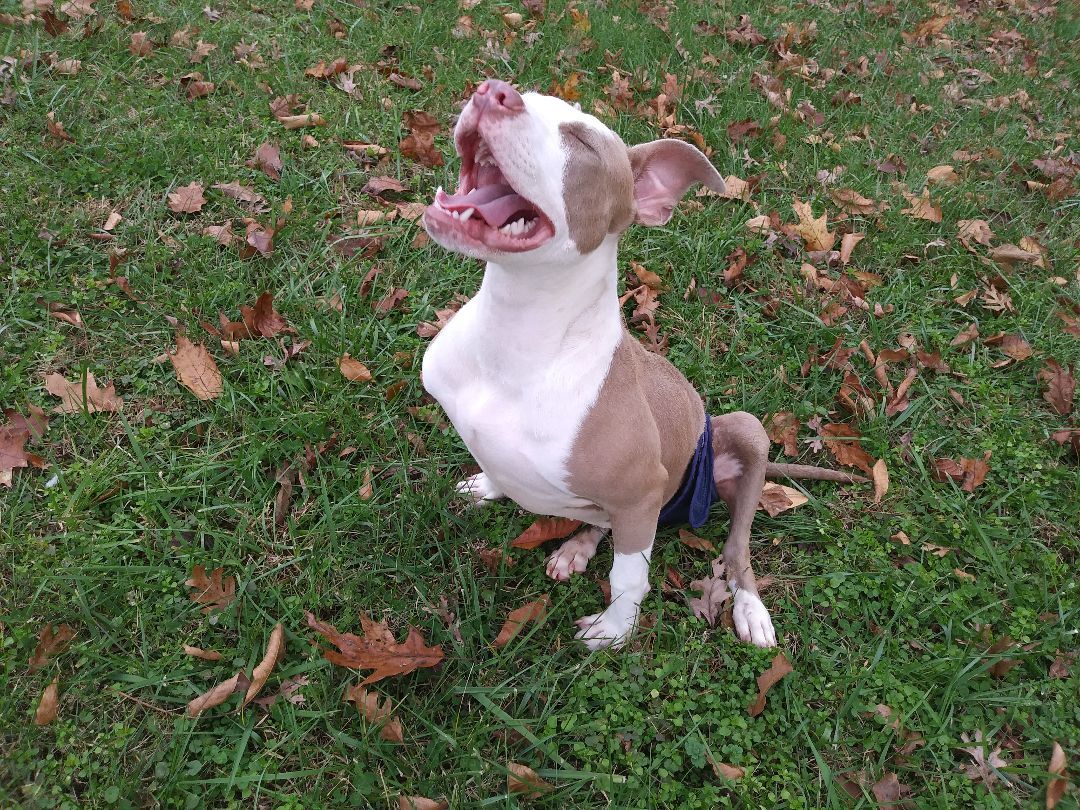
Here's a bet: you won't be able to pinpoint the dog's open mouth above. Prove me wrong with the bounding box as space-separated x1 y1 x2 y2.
426 132 554 253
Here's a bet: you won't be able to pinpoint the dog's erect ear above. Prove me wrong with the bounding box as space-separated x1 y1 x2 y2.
628 139 727 226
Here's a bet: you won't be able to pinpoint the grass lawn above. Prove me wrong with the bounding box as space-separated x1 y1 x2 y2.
1 0 1078 806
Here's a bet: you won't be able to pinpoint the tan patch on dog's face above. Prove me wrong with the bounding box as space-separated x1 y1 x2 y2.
560 121 635 254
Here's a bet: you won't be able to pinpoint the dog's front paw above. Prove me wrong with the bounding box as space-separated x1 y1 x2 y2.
545 538 596 581
733 590 776 648
454 473 504 506
574 609 636 651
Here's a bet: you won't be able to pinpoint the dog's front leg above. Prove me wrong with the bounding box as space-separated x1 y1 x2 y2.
574 501 660 650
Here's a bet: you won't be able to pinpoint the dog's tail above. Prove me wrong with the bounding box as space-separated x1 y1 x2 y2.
765 462 867 484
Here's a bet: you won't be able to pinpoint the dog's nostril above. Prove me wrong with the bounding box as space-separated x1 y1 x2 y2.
474 79 524 113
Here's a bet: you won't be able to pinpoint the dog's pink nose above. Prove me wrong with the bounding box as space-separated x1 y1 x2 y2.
473 79 524 114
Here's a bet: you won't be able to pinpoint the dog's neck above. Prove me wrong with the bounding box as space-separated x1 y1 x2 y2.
471 236 623 364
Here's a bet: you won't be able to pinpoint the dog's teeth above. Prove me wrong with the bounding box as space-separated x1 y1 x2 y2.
451 210 460 220
499 222 513 235
458 207 475 223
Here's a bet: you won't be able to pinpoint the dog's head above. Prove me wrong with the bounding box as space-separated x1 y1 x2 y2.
423 79 727 265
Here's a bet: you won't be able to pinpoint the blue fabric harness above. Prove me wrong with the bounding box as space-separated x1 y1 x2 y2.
657 414 716 528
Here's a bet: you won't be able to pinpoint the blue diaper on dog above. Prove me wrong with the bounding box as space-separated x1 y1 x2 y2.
657 414 716 528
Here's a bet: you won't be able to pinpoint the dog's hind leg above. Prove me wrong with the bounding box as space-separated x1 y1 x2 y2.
546 525 606 581
710 411 777 648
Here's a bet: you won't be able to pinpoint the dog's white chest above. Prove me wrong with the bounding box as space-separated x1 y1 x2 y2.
422 289 619 520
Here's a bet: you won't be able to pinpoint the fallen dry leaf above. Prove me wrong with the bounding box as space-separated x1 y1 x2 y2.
183 645 223 661
242 623 284 708
927 164 959 185
399 109 443 168
901 187 942 223
185 565 237 613
344 685 404 743
239 292 292 337
829 188 881 216
709 757 745 780
688 557 729 626
840 232 865 264
960 730 1010 786
951 322 979 347
278 112 327 130
758 483 808 516
932 453 991 492
306 611 445 685
29 624 76 671
248 142 282 181
339 354 372 382
792 198 835 251
748 652 793 717
1047 741 1068 810
510 517 583 549
212 181 267 210
375 287 409 314
678 529 716 553
187 670 250 717
989 244 1039 271
957 219 994 251
44 371 123 414
397 798 448 810
819 423 875 474
1038 359 1075 416
168 182 207 214
0 425 30 488
507 762 553 799
492 595 550 648
871 459 889 504
765 412 800 457
129 30 153 56
872 772 911 806
34 677 60 726
168 335 223 401
4 405 48 441
253 674 309 708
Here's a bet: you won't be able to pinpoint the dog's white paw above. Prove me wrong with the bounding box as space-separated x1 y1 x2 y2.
733 590 776 648
454 472 504 506
574 608 636 651
545 538 596 581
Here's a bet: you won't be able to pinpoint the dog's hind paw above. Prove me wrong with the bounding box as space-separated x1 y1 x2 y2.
454 472 504 506
545 536 597 581
733 590 777 648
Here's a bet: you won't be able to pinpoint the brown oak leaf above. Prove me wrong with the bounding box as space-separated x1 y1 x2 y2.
688 557 729 626
29 623 76 671
44 371 123 414
167 182 206 214
305 611 445 685
819 423 875 474
345 685 404 742
185 565 237 613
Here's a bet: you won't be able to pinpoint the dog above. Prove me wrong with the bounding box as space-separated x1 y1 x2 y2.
421 79 862 651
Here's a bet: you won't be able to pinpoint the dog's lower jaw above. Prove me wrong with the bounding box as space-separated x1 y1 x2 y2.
574 548 651 650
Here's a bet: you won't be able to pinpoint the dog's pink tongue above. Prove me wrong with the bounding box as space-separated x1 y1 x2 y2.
436 184 531 227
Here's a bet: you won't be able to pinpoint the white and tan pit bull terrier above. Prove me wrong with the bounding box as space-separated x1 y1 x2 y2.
421 79 862 651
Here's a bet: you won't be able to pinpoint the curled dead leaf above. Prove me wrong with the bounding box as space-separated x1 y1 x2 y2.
242 623 284 708
183 645 223 661
492 595 550 648
758 482 808 516
507 762 553 799
397 798 448 810
34 677 60 726
339 354 372 382
1047 741 1068 809
748 652 793 717
510 517 582 549
29 623 76 671
167 182 206 214
186 670 250 717
871 459 889 504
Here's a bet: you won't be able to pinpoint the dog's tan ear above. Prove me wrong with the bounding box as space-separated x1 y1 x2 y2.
628 139 727 226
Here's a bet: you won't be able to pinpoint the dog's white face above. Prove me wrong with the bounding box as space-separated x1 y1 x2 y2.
423 82 637 265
